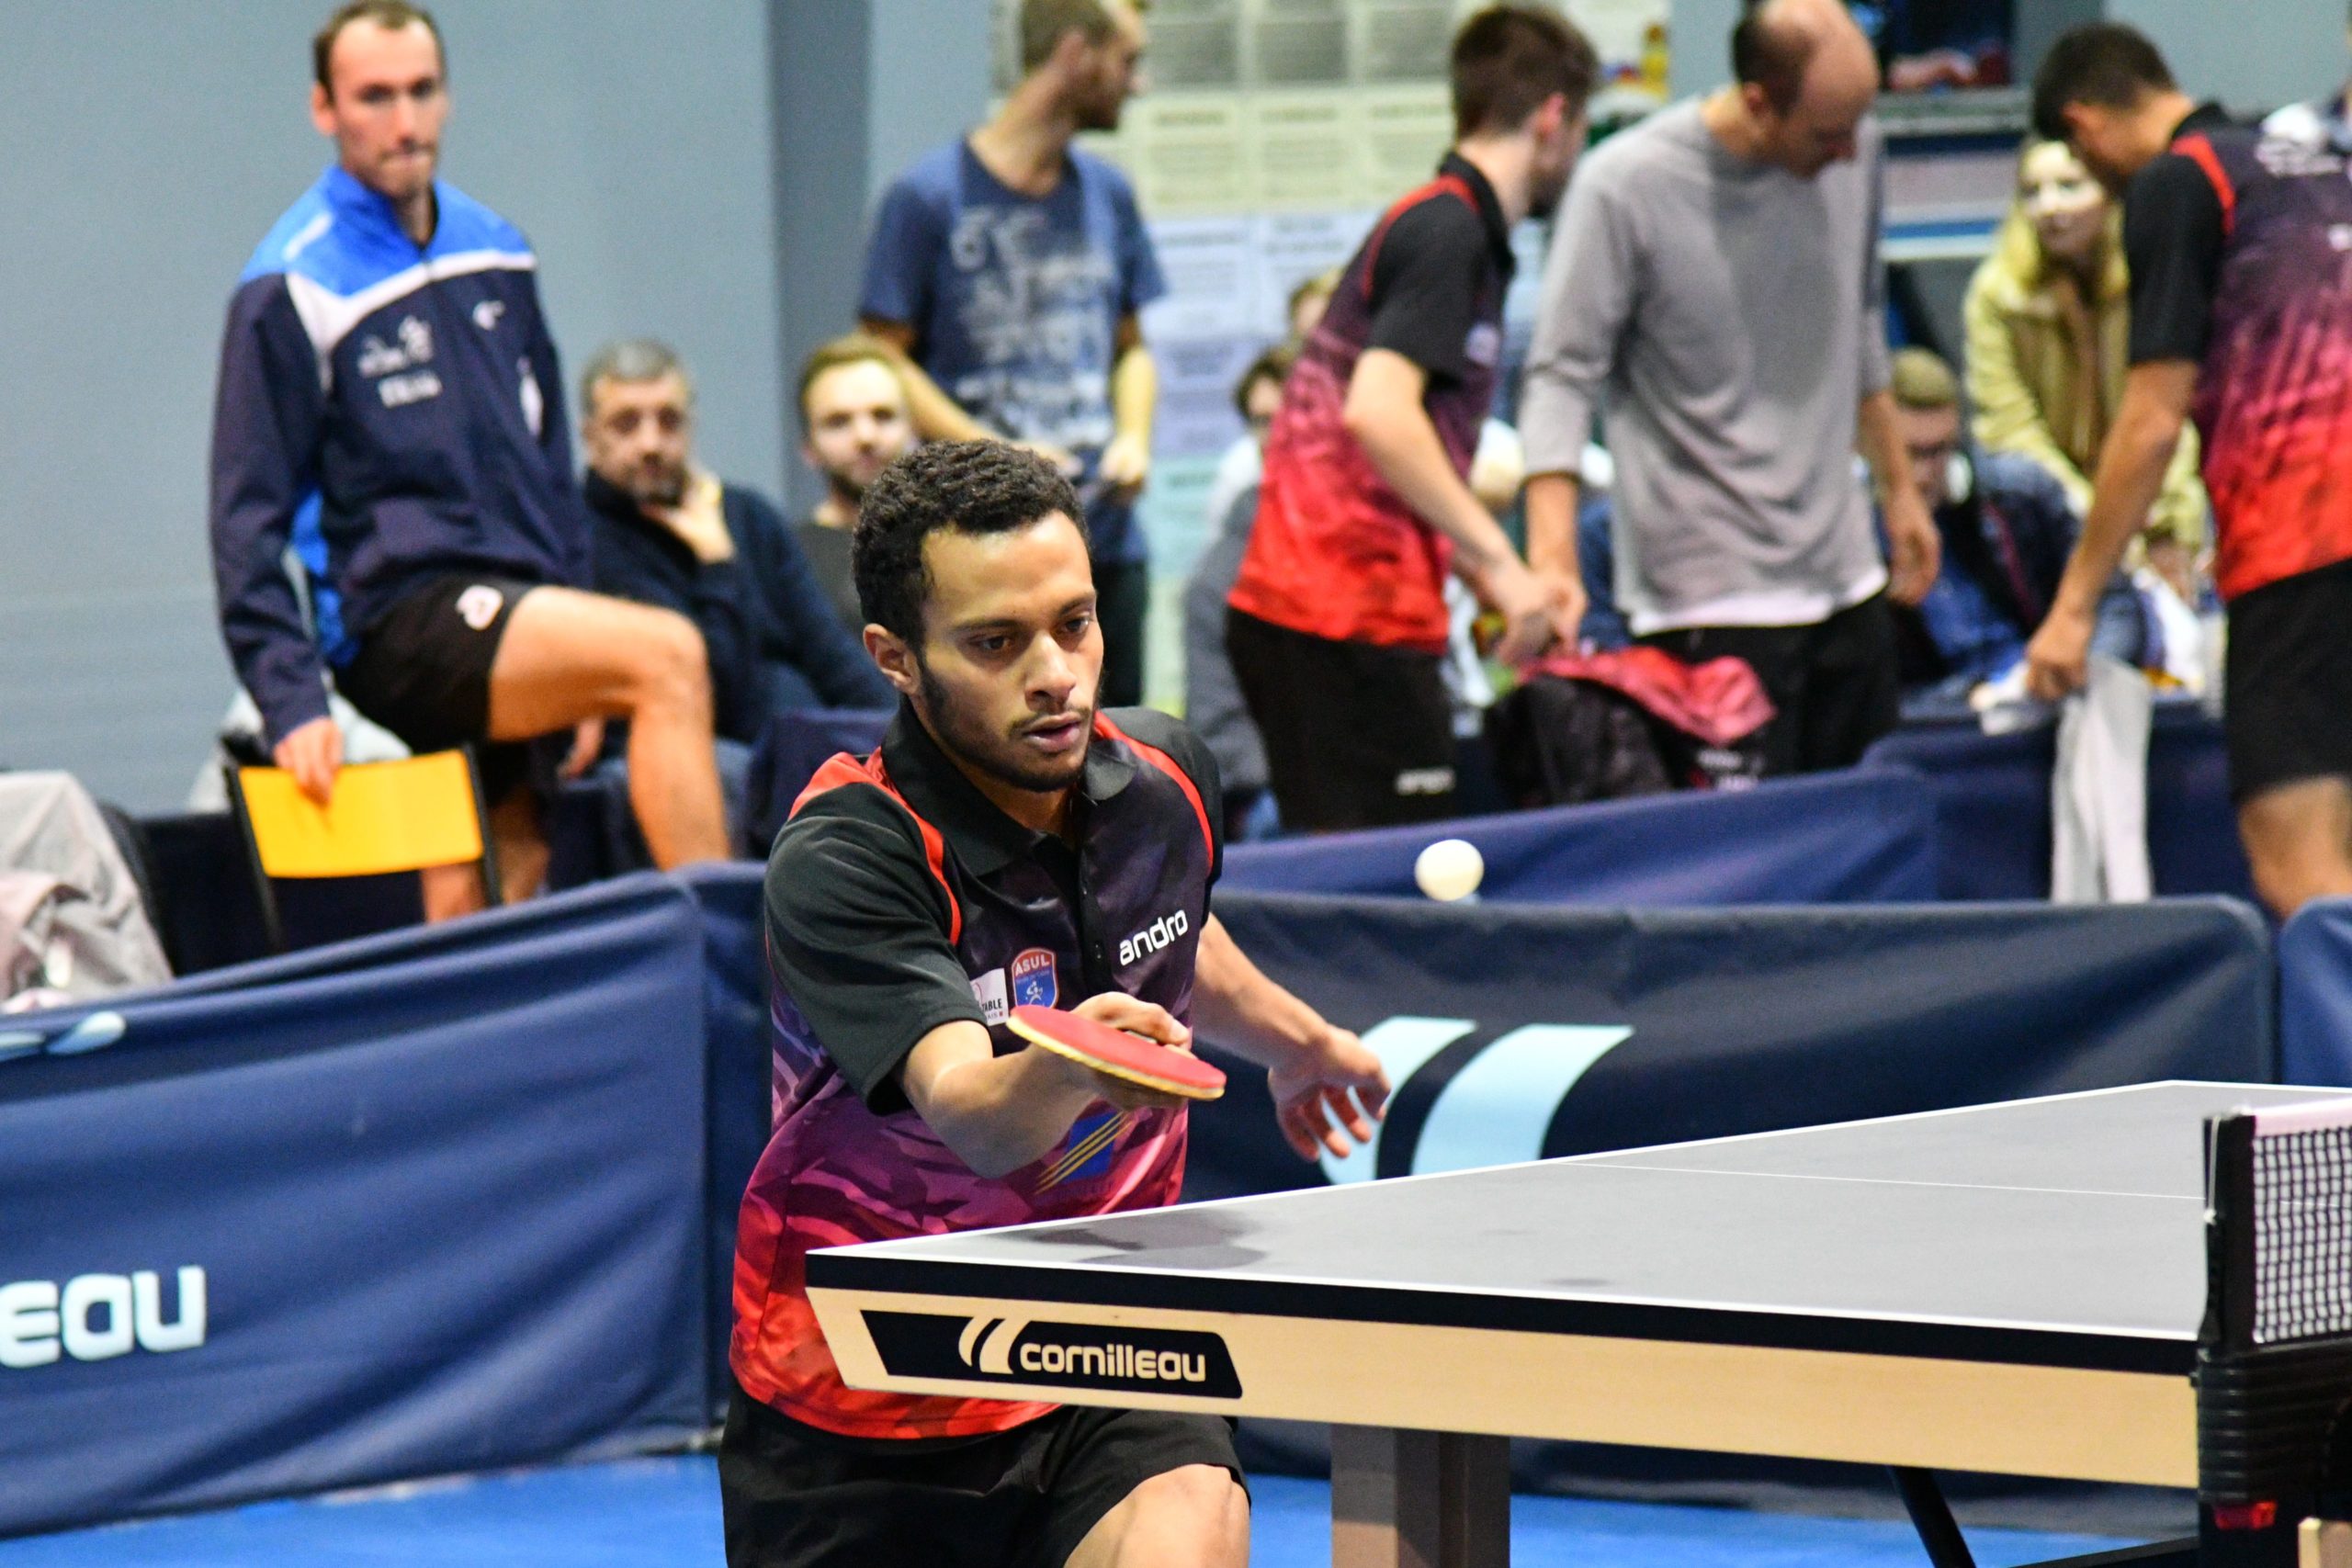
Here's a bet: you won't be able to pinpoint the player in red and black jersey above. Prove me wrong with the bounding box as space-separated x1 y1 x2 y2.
1224 6 1598 831
2026 24 2352 917
720 440 1387 1568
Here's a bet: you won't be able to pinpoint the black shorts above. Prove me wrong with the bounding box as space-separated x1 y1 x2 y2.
717 1379 1243 1568
2224 558 2352 804
336 573 551 803
1637 594 1899 776
1225 608 1456 832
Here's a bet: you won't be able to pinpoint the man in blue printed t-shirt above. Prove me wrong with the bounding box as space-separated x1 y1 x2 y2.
859 0 1167 707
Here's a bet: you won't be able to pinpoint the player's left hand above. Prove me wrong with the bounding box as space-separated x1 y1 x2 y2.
1267 1024 1389 1162
560 717 605 780
1098 432 1151 503
1884 490 1941 606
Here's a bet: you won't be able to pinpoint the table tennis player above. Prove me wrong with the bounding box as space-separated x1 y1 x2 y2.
719 438 1388 1568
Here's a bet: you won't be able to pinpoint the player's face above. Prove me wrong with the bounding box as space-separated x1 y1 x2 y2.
802 362 914 502
1527 104 1589 220
2021 141 2108 265
911 513 1102 795
2063 106 2141 194
582 372 694 509
1072 5 1148 131
1894 401 1962 513
311 21 446 206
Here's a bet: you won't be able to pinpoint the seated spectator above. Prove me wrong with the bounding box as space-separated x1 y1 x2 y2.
211 2 729 916
1963 137 2208 599
1886 349 2143 694
1184 346 1295 840
1286 266 1340 344
580 338 890 742
794 334 917 637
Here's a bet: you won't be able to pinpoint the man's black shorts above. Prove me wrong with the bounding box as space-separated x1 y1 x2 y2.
2224 557 2352 804
336 572 550 802
1637 595 1899 776
717 1379 1244 1568
1226 607 1457 832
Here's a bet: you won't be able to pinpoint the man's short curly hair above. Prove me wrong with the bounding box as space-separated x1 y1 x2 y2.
854 442 1086 646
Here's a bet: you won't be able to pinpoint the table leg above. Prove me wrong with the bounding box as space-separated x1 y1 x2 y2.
1331 1426 1510 1568
1889 1466 1977 1568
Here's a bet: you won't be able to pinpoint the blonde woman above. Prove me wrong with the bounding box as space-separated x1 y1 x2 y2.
1963 139 2208 592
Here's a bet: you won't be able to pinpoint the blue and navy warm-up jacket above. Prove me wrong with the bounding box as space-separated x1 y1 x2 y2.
209 165 588 746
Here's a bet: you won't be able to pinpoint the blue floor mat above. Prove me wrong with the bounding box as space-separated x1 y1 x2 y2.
0 1457 2132 1566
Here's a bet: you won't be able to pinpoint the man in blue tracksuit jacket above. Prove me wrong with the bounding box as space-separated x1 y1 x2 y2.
209 0 729 903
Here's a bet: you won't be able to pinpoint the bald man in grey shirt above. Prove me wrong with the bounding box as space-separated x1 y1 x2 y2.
1521 0 1939 774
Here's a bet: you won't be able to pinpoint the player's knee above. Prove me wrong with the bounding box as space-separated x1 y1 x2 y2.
628 609 711 712
1116 1465 1247 1566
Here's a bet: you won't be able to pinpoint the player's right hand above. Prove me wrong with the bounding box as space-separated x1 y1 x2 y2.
2024 599 2094 703
1058 992 1194 1112
273 715 343 806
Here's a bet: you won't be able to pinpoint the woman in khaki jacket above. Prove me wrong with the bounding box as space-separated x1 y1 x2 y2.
1963 140 2210 592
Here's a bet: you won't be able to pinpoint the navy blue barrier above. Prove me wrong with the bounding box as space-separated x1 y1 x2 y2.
2278 897 2352 1086
1218 768 1939 905
675 863 774 1418
1862 706 2251 904
0 877 710 1539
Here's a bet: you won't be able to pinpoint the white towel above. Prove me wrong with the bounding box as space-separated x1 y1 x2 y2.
2052 655 2154 904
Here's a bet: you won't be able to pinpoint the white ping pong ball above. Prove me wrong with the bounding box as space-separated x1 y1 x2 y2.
1414 838 1485 902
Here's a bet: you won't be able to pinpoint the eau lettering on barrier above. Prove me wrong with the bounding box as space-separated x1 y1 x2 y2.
0 1268 207 1368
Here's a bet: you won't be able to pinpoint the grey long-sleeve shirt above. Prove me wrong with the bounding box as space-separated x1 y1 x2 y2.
1521 102 1892 635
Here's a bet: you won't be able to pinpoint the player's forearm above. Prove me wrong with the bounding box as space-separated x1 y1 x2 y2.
900 1020 1100 1179
1523 471 1584 581
1191 915 1329 1072
2050 377 2191 618
1347 399 1520 575
1111 342 1157 446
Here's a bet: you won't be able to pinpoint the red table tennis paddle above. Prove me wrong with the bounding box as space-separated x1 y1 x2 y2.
1007 1004 1227 1100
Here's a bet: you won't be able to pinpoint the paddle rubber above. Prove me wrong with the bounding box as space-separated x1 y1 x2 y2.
1007 1004 1226 1100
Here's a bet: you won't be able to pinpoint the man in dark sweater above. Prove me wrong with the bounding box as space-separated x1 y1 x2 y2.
581 339 889 745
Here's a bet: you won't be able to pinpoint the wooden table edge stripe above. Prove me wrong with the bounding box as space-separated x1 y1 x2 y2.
808 1286 2196 1488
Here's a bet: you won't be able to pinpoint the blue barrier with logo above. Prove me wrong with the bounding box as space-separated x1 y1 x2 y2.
0 877 710 1539
1217 769 1939 906
1189 892 2276 1201
2278 897 2352 1086
1862 707 2250 903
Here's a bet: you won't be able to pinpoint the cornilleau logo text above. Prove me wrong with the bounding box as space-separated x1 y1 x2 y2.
1118 909 1190 967
863 1309 1241 1398
1017 1338 1208 1382
0 1267 207 1369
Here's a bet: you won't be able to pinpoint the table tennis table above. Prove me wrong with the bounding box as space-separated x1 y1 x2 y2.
808 1082 2352 1566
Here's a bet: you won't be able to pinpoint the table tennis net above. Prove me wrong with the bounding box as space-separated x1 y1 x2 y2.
2245 1103 2352 1347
